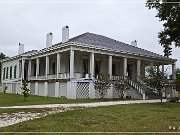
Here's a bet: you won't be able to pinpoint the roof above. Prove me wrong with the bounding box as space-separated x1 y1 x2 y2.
2 32 176 63
69 32 173 60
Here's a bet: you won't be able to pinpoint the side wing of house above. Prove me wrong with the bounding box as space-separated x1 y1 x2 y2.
1 59 21 94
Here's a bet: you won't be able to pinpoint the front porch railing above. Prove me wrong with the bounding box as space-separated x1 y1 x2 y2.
28 72 90 80
111 75 145 99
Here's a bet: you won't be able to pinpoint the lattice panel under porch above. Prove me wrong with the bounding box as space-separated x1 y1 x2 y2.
76 82 89 98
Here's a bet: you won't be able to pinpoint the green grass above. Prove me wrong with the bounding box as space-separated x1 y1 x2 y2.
0 93 136 106
0 103 180 132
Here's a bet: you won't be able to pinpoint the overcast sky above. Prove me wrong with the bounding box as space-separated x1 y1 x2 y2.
0 0 179 69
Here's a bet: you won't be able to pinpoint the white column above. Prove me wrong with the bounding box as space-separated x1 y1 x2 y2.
35 82 38 95
28 59 31 77
143 93 146 100
44 82 48 96
21 59 25 80
70 47 74 79
137 59 141 82
56 53 61 79
67 81 76 99
90 52 94 79
45 55 49 78
108 55 112 78
55 82 59 97
123 57 127 78
89 81 95 98
172 62 176 80
36 58 39 80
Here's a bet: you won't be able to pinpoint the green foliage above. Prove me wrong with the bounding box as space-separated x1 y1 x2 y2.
94 74 111 98
143 66 168 102
0 52 6 60
169 97 179 102
112 80 129 98
21 80 30 101
4 86 8 93
146 0 180 57
176 68 180 80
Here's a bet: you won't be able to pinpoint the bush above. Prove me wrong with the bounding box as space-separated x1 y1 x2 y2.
169 97 179 103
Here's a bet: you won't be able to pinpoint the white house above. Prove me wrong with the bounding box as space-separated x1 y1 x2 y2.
0 26 177 99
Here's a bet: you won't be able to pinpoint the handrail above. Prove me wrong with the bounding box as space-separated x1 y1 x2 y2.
111 75 145 96
127 79 144 95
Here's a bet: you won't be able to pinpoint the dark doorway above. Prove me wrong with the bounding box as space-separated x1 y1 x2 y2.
112 64 116 76
33 63 36 76
95 61 101 76
127 64 132 79
52 62 56 74
24 61 28 80
83 59 88 77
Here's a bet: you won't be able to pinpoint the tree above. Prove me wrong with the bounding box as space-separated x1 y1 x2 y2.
112 80 129 98
146 0 180 57
0 53 6 60
176 68 180 80
94 74 111 98
143 66 168 103
21 80 30 101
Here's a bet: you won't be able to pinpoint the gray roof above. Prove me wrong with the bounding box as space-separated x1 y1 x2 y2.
68 32 173 60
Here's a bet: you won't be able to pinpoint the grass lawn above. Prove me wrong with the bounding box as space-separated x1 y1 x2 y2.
0 103 180 132
0 93 136 107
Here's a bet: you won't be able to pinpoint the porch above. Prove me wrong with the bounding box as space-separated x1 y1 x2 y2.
17 47 176 99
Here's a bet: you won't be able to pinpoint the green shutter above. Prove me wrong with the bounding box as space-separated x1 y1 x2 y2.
6 67 8 79
3 68 5 79
14 65 17 79
10 66 12 79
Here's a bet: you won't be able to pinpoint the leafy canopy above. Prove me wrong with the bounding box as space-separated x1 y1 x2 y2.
146 0 180 57
143 66 168 102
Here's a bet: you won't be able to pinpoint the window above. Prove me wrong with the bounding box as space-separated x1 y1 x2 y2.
10 66 12 79
6 67 8 79
3 67 5 79
14 65 17 78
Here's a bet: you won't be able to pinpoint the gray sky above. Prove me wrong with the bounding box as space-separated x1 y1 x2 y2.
0 0 179 69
